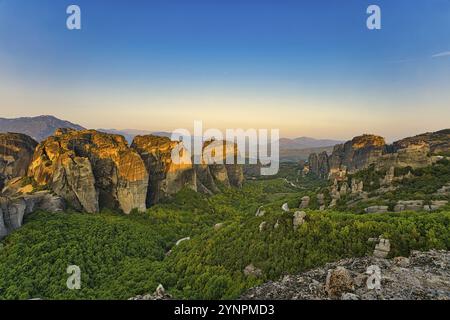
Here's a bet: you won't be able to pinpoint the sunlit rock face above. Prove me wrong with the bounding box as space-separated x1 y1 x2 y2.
28 129 148 213
393 129 450 155
131 135 196 206
308 129 450 180
377 141 432 170
328 135 387 178
196 140 244 194
0 133 38 191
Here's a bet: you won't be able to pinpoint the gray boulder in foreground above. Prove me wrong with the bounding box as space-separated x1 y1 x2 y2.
241 250 450 300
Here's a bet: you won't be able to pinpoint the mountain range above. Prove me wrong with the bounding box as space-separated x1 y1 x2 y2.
0 115 84 142
279 137 343 150
0 116 341 160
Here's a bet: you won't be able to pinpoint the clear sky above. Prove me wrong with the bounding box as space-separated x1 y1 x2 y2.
0 0 449 141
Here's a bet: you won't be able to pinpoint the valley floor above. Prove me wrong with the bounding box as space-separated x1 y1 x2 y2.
0 172 449 300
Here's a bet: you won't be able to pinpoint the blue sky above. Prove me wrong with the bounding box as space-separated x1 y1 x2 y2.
0 0 449 140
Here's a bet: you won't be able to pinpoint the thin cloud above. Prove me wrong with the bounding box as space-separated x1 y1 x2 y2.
432 51 450 58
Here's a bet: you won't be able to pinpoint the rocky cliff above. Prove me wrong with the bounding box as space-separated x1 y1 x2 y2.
308 151 330 179
0 128 246 231
308 130 449 179
28 129 148 213
328 135 386 178
2 130 245 213
196 140 244 194
0 133 38 191
0 191 65 239
241 250 450 300
394 129 450 155
131 135 196 206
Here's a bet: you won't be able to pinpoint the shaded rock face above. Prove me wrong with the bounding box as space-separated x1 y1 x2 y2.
0 191 65 239
195 164 219 194
28 129 148 213
317 152 330 178
308 152 329 178
195 140 244 194
241 250 450 300
0 133 38 191
308 153 319 177
131 135 196 206
225 163 245 189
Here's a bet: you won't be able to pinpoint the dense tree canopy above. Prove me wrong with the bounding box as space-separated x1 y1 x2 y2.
0 164 449 300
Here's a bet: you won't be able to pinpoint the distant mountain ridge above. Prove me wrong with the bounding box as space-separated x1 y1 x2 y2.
279 146 335 163
0 115 343 150
279 137 344 150
0 115 85 141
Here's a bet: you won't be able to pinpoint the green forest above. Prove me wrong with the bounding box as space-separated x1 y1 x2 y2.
0 165 449 300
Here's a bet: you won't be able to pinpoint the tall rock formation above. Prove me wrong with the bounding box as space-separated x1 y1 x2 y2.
0 130 247 237
308 153 319 177
28 129 148 213
308 152 330 179
317 151 330 178
307 130 449 180
0 133 38 190
131 135 196 206
196 140 244 194
328 135 386 178
393 129 450 155
378 141 432 170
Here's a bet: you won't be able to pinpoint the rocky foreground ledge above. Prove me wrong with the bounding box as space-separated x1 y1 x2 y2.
241 250 450 300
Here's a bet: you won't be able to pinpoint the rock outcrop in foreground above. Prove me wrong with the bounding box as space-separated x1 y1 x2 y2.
129 284 172 300
28 129 148 213
241 250 450 300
